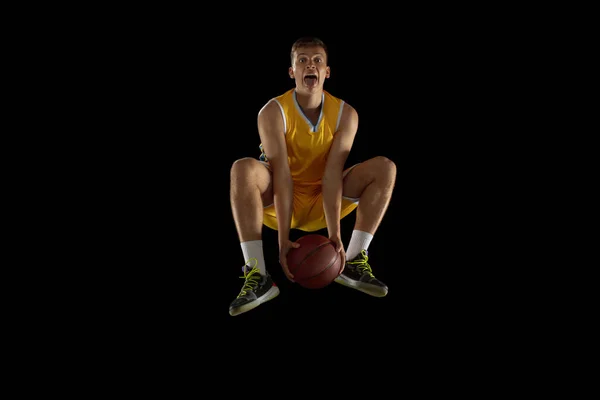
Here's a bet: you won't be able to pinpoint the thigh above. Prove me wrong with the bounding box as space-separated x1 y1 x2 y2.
342 158 381 199
232 157 274 206
257 161 274 207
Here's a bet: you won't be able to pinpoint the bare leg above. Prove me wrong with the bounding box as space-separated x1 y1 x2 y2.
342 156 397 235
335 156 396 297
228 158 281 317
230 158 273 242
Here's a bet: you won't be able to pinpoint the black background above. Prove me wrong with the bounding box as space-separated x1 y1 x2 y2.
95 18 519 337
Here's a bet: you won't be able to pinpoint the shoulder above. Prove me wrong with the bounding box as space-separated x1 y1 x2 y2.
258 90 292 118
332 101 358 135
325 91 356 118
258 98 281 118
258 96 287 132
340 102 358 125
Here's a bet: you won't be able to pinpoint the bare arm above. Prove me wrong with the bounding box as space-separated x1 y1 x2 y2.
257 100 294 247
322 103 359 239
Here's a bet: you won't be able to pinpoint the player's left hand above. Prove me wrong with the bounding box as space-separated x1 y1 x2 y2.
329 235 346 276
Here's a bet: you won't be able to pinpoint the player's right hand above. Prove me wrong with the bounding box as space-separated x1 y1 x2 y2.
279 239 300 282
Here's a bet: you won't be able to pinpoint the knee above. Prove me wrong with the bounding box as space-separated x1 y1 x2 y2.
372 156 396 178
231 157 256 178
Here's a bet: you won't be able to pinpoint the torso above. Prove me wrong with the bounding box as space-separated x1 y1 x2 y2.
260 89 346 186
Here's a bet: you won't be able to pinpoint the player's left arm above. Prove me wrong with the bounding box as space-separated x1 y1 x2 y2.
322 102 359 241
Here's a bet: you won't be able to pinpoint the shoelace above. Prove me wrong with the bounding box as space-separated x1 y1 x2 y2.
347 250 375 278
237 258 260 298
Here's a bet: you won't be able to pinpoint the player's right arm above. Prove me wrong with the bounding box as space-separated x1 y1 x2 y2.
257 100 297 280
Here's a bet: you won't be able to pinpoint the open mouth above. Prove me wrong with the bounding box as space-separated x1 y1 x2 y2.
304 74 318 86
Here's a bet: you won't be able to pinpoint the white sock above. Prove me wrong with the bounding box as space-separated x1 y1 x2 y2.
240 240 266 275
346 230 373 261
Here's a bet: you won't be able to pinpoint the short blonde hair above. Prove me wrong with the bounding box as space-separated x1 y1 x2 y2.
290 36 328 65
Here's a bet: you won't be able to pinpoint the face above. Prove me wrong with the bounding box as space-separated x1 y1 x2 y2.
289 45 330 93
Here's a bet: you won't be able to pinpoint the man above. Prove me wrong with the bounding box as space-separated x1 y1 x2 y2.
229 36 397 316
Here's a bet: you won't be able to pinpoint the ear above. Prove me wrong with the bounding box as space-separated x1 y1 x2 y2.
326 66 331 78
289 66 294 79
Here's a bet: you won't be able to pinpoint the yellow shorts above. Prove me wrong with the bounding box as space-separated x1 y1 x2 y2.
261 162 359 232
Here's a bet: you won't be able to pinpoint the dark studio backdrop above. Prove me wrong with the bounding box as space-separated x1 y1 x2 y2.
103 23 512 334
50 3 543 373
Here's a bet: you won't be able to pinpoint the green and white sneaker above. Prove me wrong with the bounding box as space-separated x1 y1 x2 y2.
229 259 280 316
334 250 388 297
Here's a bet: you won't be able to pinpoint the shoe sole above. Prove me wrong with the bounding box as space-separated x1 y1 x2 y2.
229 285 280 316
334 275 388 297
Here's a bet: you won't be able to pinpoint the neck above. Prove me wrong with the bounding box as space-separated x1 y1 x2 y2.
294 89 323 111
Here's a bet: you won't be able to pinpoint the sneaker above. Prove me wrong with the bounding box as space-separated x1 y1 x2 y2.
334 250 388 297
229 259 280 316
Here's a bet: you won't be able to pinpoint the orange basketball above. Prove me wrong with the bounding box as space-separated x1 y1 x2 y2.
286 234 342 289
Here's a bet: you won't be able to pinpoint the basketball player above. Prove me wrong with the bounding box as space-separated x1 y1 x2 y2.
229 37 397 316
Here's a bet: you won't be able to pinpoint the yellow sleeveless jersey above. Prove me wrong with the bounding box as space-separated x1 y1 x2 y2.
260 89 345 186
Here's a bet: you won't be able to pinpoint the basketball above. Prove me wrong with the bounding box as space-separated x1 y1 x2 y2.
286 234 342 289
